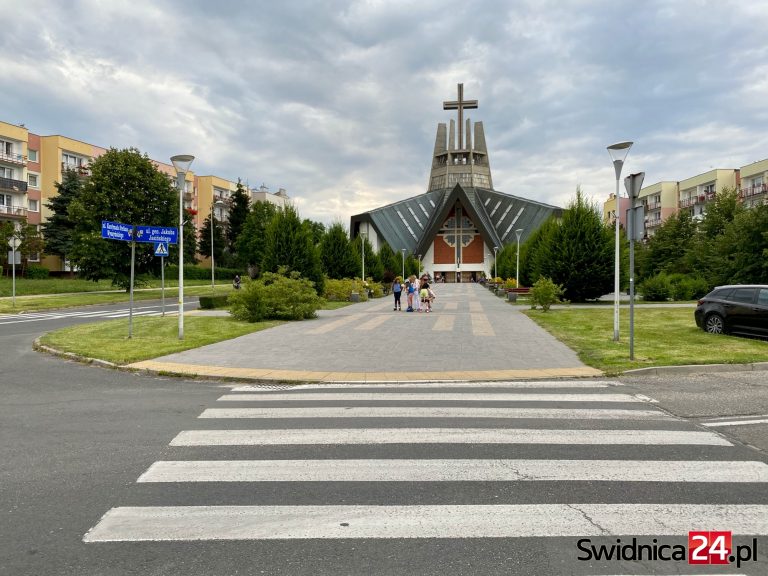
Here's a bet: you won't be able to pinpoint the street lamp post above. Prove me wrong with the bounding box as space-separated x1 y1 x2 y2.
607 141 633 342
493 245 499 279
515 229 523 288
401 248 406 280
210 198 226 293
170 154 194 340
360 232 366 282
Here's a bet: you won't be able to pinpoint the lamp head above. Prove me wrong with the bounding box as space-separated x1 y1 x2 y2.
170 154 195 174
607 141 633 162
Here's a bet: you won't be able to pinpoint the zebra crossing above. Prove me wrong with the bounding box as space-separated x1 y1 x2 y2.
83 380 768 572
0 304 169 325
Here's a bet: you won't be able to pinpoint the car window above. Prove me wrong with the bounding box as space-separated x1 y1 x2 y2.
758 288 768 306
730 288 756 304
710 288 732 300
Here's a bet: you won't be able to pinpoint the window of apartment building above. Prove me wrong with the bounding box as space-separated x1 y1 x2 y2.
0 139 13 156
28 199 39 212
0 166 14 179
0 194 12 206
750 176 763 188
62 152 84 167
28 173 39 188
28 149 38 162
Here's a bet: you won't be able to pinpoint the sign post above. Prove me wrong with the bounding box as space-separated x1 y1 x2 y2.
8 236 20 308
102 221 177 338
154 242 170 316
128 227 136 339
624 172 645 360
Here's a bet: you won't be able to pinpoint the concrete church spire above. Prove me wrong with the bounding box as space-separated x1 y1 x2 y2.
428 83 493 191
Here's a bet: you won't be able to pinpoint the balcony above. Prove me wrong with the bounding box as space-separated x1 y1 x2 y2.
0 151 27 166
61 162 91 176
0 204 28 219
740 184 767 198
646 202 661 211
0 176 28 193
680 197 695 208
695 195 707 204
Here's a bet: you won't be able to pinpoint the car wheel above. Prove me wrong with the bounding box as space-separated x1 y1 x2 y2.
705 313 725 334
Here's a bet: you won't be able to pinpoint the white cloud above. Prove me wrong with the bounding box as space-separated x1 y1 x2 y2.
1 0 765 225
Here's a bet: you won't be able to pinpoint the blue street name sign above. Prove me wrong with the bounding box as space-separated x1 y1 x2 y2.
154 242 169 257
135 225 178 245
101 220 133 242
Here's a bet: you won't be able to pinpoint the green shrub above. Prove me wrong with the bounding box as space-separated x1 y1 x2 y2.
667 273 709 301
26 265 50 279
369 281 384 298
529 276 564 311
503 278 518 289
323 278 369 301
639 273 671 301
199 295 230 309
229 272 322 322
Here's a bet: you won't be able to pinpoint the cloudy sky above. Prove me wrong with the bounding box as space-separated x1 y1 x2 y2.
3 0 767 224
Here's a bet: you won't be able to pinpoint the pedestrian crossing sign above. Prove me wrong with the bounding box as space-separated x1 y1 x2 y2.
154 242 169 257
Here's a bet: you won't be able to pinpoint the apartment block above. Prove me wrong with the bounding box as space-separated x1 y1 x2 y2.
678 169 738 220
739 159 768 208
638 181 679 237
1 119 295 272
0 121 31 227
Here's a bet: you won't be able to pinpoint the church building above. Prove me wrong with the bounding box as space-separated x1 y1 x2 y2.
350 84 562 282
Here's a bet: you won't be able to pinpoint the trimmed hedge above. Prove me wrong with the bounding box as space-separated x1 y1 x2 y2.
199 295 230 309
26 265 50 279
228 272 323 321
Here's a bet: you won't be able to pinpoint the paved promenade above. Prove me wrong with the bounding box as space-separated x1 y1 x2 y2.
129 283 601 382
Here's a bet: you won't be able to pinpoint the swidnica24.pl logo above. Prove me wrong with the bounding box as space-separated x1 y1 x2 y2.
577 531 759 569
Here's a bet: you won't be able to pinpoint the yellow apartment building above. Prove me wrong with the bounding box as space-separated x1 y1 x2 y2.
0 121 31 229
638 181 678 237
678 169 738 221
739 159 768 208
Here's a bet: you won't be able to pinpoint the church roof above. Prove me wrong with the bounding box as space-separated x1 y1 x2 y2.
350 183 562 254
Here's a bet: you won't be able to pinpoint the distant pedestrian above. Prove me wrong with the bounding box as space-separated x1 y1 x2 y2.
405 280 414 312
233 274 241 289
420 280 432 312
392 277 402 311
413 276 421 312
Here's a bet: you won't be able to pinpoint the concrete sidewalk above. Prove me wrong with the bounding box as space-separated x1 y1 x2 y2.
128 283 601 382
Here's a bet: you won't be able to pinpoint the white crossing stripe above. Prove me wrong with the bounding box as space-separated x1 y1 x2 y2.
83 503 768 541
702 418 768 427
217 392 642 402
199 407 674 420
169 428 731 446
231 381 619 391
137 459 768 483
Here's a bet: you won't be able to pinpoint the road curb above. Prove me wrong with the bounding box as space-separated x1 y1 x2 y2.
623 362 768 376
33 338 120 370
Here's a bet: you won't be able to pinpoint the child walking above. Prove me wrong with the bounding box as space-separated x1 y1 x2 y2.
419 280 432 312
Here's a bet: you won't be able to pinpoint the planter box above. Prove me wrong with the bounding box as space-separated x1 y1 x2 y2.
507 292 518 302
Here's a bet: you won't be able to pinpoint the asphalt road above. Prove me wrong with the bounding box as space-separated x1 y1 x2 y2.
1 303 767 576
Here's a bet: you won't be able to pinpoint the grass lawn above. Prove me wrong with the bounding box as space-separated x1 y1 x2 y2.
0 276 217 297
0 284 235 314
523 307 768 374
39 315 283 365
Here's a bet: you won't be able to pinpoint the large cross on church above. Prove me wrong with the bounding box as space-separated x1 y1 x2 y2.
443 83 478 150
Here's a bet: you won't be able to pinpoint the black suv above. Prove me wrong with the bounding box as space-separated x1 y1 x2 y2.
694 285 768 337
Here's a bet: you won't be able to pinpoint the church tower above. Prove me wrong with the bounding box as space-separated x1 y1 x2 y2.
427 83 493 191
